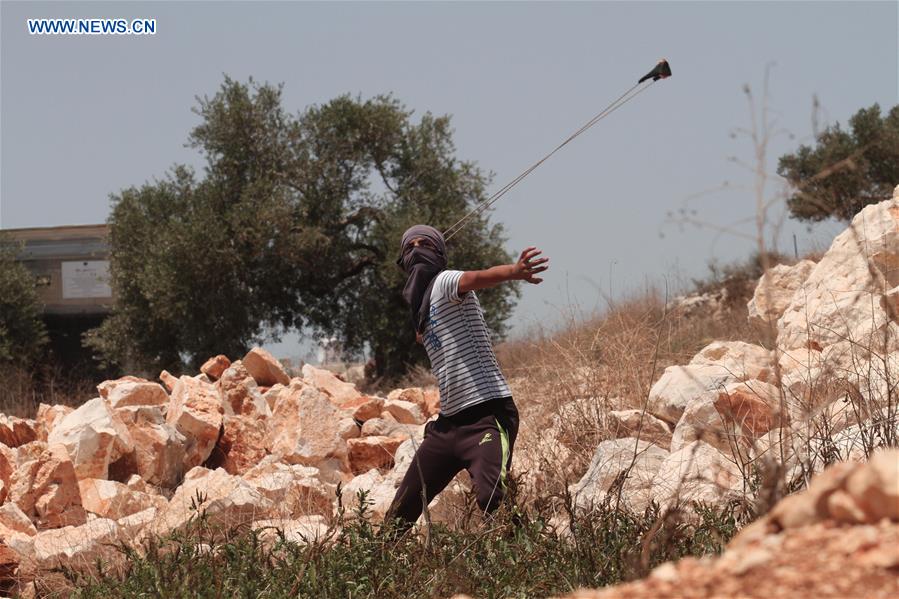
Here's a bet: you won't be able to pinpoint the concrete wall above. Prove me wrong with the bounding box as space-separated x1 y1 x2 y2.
3 224 113 315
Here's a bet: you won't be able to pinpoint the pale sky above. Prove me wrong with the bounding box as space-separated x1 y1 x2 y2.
2 1 897 359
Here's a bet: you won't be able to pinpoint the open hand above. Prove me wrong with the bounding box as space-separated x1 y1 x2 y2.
515 247 549 284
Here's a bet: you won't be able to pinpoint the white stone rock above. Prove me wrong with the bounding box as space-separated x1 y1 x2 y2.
0 502 38 537
115 405 186 488
688 341 775 383
31 517 121 565
647 365 734 425
0 415 39 448
217 361 271 419
569 438 668 513
116 506 158 537
302 364 362 407
34 404 74 442
243 462 334 518
266 380 350 475
149 466 274 536
243 347 290 387
383 400 426 425
779 197 899 352
649 441 745 510
747 260 816 327
606 410 672 449
77 478 167 520
166 376 223 469
47 398 134 480
98 377 169 409
671 380 785 454
251 515 330 546
8 442 87 529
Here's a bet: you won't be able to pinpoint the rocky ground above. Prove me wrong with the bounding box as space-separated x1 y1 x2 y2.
557 450 899 599
1 187 897 596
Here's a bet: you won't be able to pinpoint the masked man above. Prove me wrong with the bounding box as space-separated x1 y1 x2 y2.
387 224 548 527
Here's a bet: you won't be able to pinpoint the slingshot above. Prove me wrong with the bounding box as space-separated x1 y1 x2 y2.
443 59 672 241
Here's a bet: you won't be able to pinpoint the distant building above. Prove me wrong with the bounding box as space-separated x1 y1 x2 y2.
4 224 112 314
3 224 112 368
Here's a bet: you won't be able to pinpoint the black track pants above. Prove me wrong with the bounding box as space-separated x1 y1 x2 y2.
386 397 519 527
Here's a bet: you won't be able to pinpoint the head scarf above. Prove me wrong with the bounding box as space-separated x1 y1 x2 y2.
397 225 447 334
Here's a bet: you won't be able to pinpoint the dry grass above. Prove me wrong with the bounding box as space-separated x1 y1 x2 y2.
0 364 95 419
492 283 765 506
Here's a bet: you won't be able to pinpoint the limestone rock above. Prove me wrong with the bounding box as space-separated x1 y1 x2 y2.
30 517 121 566
0 443 13 504
569 438 668 513
159 370 178 392
150 466 274 536
211 414 269 476
77 478 167 520
347 436 405 474
387 388 434 416
217 361 271 419
115 405 186 488
747 260 816 326
606 410 672 449
339 438 422 521
0 542 19 592
302 364 362 406
243 462 334 518
266 380 350 474
352 397 384 422
116 505 158 537
671 380 786 454
843 449 899 523
647 365 734 425
361 417 411 439
34 404 73 442
339 469 397 519
337 418 361 441
47 398 134 480
779 197 899 352
0 415 38 448
11 440 45 465
383 399 426 425
688 341 775 383
97 377 168 409
201 354 231 380
0 503 37 537
165 376 223 469
649 441 744 509
252 515 330 546
9 443 87 529
243 347 290 387
263 383 288 411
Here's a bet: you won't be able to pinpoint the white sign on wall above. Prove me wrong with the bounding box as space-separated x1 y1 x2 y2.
61 260 112 299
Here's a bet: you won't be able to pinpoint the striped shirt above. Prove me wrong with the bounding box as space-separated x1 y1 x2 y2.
422 270 512 416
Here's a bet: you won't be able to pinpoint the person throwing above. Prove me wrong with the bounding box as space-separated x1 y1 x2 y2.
387 224 548 528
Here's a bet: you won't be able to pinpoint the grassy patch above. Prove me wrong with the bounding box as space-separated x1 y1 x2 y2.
58 492 745 599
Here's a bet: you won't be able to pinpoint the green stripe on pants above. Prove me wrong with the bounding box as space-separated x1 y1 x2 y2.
495 417 510 489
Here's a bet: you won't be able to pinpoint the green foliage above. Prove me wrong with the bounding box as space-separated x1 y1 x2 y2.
88 77 515 376
0 237 47 366
64 494 743 599
778 104 899 222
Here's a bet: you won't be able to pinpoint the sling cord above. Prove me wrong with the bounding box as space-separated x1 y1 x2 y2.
443 78 658 241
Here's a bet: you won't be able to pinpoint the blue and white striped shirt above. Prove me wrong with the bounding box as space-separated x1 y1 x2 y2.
422 270 512 416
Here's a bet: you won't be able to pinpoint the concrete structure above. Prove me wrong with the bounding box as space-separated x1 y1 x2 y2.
3 224 112 315
3 224 112 369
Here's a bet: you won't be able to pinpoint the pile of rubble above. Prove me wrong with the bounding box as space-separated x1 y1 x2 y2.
565 190 899 515
0 348 439 590
559 449 899 598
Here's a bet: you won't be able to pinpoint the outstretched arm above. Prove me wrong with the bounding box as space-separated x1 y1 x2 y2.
458 247 549 294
